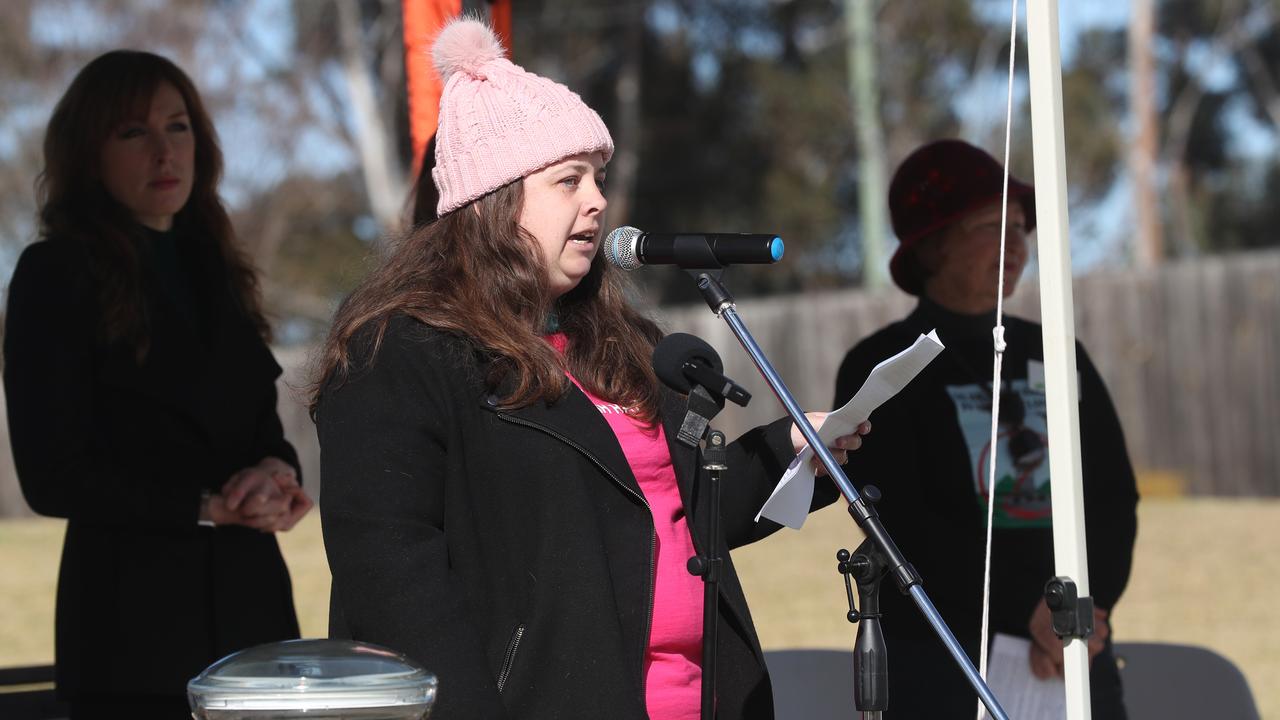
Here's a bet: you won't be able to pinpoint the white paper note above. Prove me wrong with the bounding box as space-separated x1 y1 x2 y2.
756 330 944 529
980 633 1067 719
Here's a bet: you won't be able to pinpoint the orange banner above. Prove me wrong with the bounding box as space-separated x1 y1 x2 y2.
491 0 513 54
403 0 514 171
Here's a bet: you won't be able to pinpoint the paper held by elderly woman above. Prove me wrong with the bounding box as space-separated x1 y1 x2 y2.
756 330 945 530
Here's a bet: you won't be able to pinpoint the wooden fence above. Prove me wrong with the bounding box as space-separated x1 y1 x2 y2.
652 249 1280 498
1 249 1276 517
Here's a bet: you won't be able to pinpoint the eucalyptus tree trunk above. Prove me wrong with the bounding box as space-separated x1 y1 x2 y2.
1128 0 1163 268
845 0 889 290
336 0 409 236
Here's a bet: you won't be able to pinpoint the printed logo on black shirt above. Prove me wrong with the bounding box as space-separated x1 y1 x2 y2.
946 381 1052 528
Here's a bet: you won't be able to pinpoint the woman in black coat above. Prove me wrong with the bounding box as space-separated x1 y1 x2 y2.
312 19 866 720
3 50 312 717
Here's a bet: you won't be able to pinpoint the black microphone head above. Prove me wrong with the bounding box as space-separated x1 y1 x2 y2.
604 226 643 271
652 333 723 394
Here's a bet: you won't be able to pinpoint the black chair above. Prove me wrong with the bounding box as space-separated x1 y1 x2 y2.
1115 641 1260 719
0 665 68 720
766 644 1264 720
765 648 856 719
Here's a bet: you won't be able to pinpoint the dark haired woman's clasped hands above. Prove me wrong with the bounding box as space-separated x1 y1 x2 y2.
211 457 313 532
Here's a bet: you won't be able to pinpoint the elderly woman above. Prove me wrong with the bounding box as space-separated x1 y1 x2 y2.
833 140 1138 719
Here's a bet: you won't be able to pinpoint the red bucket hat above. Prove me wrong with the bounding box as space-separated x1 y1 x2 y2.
887 139 1036 295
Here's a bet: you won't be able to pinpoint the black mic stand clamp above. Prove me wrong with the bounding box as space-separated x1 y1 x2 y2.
1044 576 1094 642
836 486 890 719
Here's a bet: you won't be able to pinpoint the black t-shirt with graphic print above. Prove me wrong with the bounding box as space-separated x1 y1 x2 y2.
833 297 1137 653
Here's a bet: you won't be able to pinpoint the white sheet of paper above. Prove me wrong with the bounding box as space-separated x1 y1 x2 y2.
980 633 1067 719
755 330 944 529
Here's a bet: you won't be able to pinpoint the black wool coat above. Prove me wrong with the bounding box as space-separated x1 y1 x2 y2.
3 236 301 699
317 316 823 720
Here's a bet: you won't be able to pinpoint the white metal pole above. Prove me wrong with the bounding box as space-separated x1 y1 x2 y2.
1023 2 1092 719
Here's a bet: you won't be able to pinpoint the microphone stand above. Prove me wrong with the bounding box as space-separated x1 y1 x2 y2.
686 268 1011 720
675 383 741 720
688 427 727 720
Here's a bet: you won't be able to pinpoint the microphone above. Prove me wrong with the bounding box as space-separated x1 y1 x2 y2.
605 226 784 270
652 333 751 407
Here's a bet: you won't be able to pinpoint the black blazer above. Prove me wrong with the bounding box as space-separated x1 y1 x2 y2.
3 237 301 698
317 317 827 720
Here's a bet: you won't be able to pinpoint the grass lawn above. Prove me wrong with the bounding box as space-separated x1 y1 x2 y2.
2 497 1275 717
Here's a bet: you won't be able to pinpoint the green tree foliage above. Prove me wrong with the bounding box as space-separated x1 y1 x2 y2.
1060 28 1127 199
1156 0 1280 254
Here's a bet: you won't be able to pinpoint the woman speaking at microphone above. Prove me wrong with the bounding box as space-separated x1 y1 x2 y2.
312 18 866 720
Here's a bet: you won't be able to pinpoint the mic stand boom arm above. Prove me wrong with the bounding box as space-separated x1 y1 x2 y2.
689 270 1011 720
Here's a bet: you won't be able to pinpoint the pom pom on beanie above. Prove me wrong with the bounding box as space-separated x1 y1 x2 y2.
430 17 614 216
432 17 505 83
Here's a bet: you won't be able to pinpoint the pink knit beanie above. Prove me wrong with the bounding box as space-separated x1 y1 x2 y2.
430 18 614 216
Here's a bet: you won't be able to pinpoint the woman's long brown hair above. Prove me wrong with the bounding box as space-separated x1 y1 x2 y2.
311 180 664 422
36 50 267 358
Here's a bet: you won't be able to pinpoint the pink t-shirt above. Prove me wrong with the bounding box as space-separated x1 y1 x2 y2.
547 334 703 720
